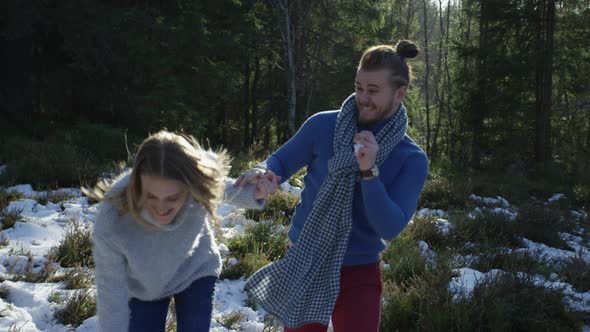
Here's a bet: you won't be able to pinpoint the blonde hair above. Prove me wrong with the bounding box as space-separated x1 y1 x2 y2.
83 130 230 228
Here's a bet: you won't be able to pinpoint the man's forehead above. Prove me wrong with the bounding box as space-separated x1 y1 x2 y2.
355 69 390 83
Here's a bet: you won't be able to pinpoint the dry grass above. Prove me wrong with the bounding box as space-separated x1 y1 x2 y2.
54 289 96 327
46 218 94 268
1 208 23 230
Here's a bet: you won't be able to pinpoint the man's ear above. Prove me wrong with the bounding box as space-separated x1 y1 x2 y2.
396 85 408 100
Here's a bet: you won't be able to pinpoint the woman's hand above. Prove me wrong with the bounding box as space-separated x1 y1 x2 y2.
235 168 281 200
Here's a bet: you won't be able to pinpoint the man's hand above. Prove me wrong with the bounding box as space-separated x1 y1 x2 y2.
353 131 379 171
234 168 281 200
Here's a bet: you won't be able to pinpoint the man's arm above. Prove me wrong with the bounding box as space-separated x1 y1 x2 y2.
360 152 428 240
236 113 322 186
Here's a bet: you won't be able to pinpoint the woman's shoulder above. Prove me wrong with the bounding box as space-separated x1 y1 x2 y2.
92 200 124 237
92 170 133 232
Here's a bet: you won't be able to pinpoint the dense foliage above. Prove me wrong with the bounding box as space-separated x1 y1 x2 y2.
0 0 588 193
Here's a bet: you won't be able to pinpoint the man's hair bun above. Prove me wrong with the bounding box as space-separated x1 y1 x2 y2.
395 40 419 59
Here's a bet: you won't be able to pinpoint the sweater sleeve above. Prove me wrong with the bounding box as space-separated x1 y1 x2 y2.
223 179 265 210
262 113 320 182
360 152 429 240
93 231 130 332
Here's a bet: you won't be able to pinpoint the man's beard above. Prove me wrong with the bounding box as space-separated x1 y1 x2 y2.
356 100 396 126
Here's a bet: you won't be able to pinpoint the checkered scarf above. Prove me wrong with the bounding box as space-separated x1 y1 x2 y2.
244 94 408 328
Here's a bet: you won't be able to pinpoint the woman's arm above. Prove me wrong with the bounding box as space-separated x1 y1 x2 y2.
93 232 130 332
223 179 268 210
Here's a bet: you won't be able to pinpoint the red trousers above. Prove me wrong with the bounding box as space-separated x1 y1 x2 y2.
283 262 382 332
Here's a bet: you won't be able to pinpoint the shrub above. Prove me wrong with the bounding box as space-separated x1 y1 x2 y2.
48 292 63 304
287 168 306 188
262 315 282 331
47 124 131 161
53 268 95 289
383 243 428 284
0 188 25 230
526 161 574 199
463 273 580 331
515 202 571 249
0 207 22 230
0 188 24 211
8 321 31 332
47 218 94 268
381 234 433 285
34 190 77 206
450 210 521 252
471 249 553 278
380 281 420 331
0 232 10 248
402 216 449 251
573 182 590 210
422 166 575 209
7 247 56 283
238 253 270 278
418 174 474 210
558 254 590 292
226 222 287 262
7 252 57 284
245 190 299 226
54 289 96 327
220 311 246 330
0 230 8 247
0 286 9 301
228 152 262 179
221 222 286 279
1 136 105 188
219 259 244 280
381 267 582 331
380 258 456 332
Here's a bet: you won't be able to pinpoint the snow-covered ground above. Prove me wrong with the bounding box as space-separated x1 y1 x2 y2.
1 179 589 331
417 194 590 323
0 181 276 332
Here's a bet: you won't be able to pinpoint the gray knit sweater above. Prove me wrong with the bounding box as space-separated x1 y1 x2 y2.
92 172 264 332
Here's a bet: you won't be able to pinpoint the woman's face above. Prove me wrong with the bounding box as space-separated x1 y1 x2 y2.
140 174 189 225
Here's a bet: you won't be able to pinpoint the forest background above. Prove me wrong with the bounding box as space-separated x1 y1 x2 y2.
1 1 590 331
0 0 589 207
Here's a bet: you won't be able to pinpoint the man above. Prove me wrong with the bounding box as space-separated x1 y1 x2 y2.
236 40 428 332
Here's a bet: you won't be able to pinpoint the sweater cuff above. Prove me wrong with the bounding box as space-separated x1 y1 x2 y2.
360 176 380 185
224 179 265 210
256 161 268 170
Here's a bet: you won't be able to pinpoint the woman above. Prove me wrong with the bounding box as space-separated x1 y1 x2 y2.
85 130 277 332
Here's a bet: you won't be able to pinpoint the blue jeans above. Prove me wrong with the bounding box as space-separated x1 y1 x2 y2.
128 276 217 332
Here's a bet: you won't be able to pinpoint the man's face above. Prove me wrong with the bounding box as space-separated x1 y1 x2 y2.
354 69 404 126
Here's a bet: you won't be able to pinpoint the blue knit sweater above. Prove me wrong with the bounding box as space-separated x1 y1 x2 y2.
265 110 428 266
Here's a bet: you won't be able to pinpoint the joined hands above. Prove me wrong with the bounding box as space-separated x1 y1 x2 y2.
234 168 281 200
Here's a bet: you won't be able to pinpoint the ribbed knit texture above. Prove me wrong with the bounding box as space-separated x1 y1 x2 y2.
244 94 408 328
93 172 263 332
